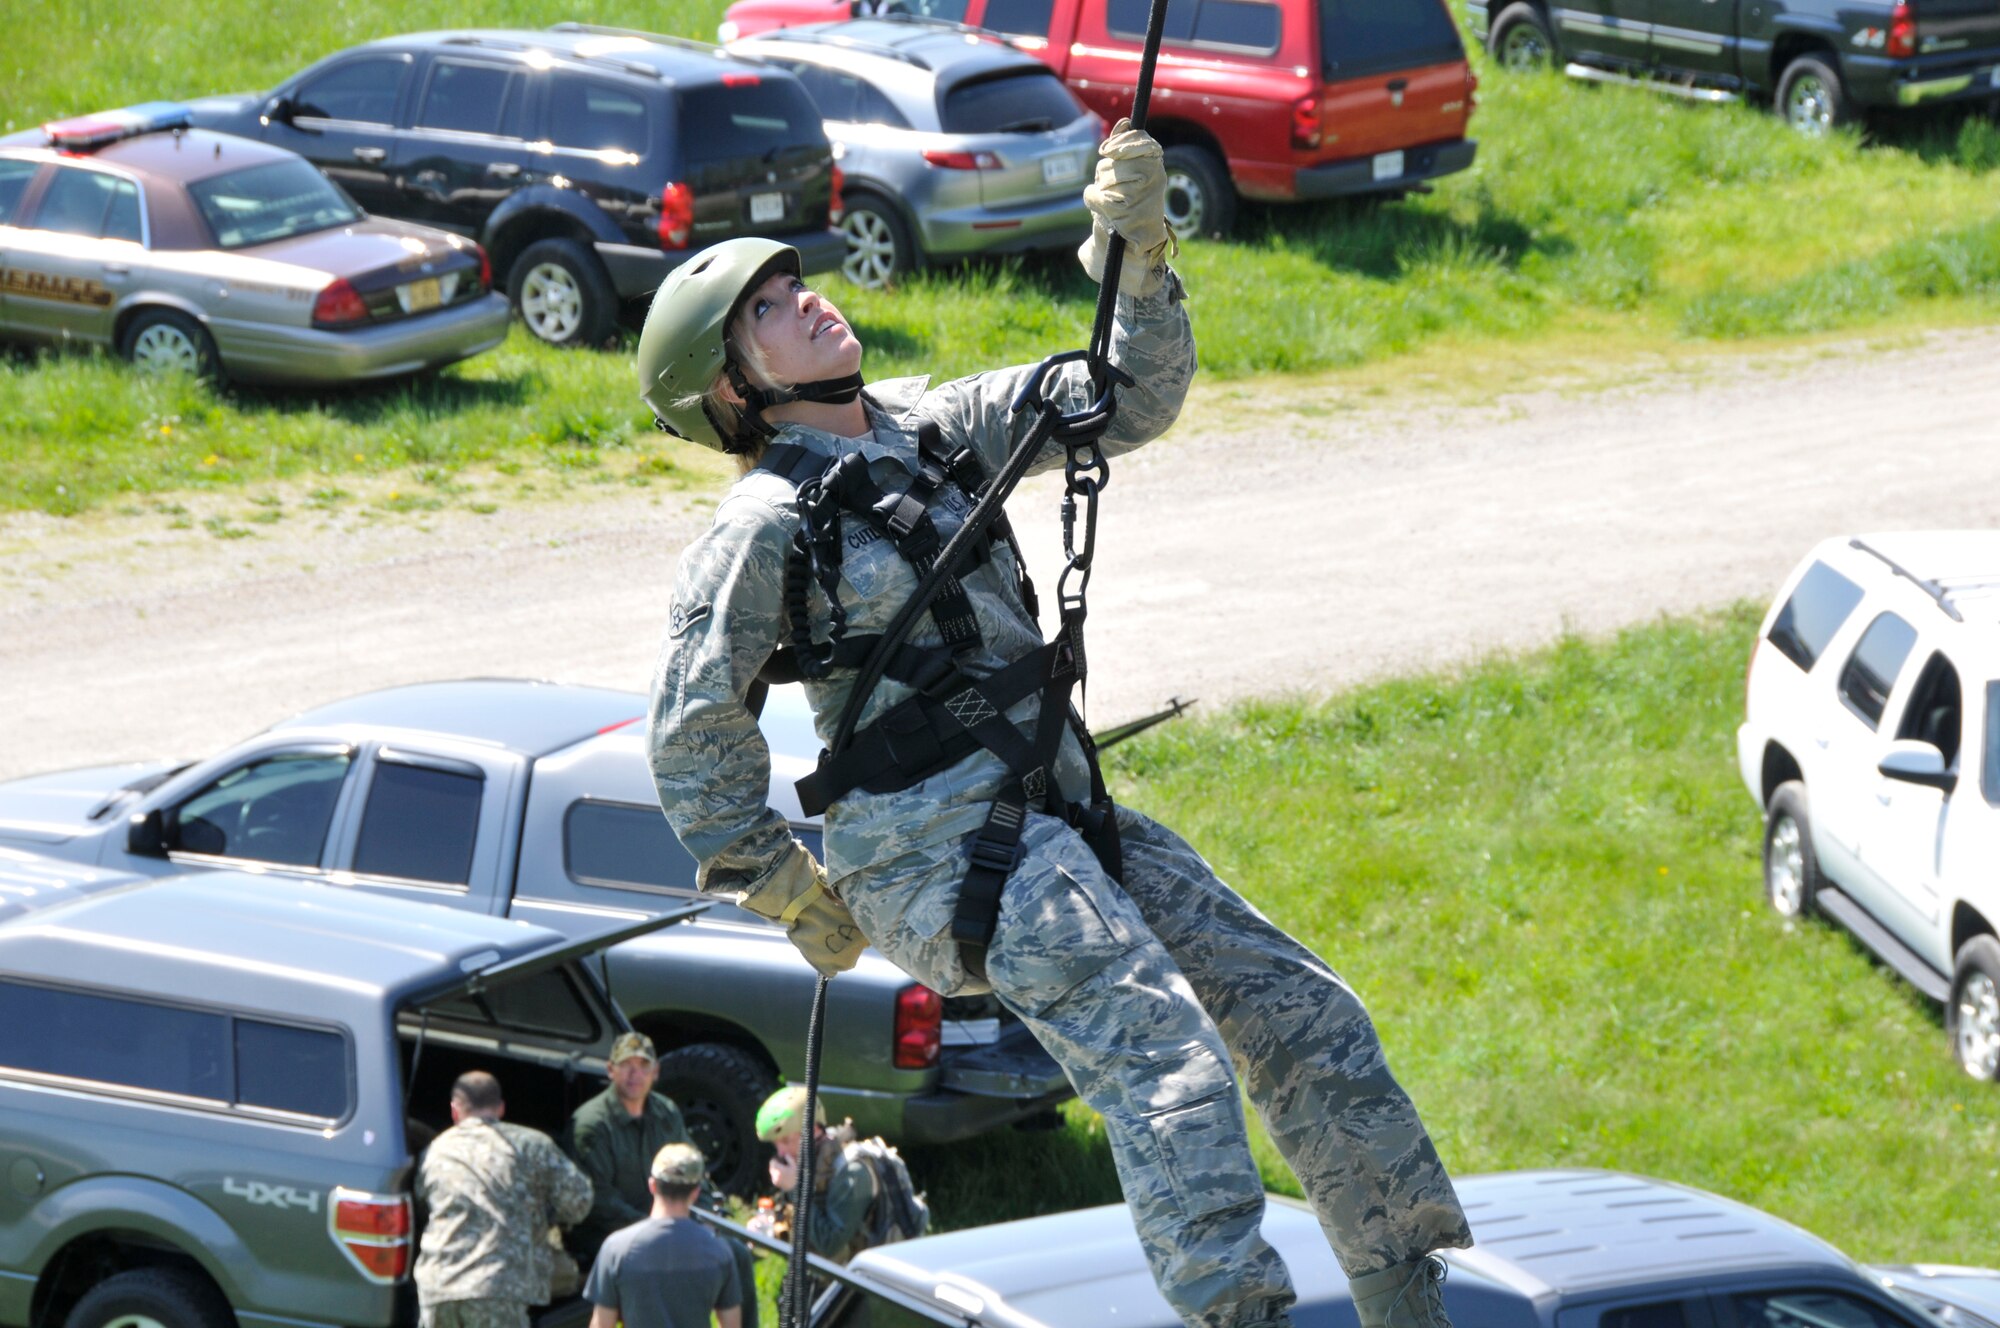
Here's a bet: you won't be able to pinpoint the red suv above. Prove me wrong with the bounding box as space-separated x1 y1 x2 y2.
718 0 1478 236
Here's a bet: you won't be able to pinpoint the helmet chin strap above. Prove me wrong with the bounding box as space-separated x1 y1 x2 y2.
728 363 865 438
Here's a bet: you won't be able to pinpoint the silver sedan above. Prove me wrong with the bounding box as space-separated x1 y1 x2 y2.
0 105 509 385
729 19 1098 288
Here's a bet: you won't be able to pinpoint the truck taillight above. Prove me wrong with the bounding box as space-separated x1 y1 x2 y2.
659 181 694 249
922 150 1001 170
1888 0 1917 57
330 1188 412 1284
893 983 943 1070
1291 94 1321 150
830 163 844 225
311 278 368 330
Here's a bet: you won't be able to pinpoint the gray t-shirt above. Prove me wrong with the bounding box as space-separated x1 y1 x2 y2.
584 1216 741 1328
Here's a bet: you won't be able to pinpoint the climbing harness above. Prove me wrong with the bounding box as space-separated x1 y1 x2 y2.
773 3 1176 1320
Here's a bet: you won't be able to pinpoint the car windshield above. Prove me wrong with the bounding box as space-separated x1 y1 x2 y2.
1319 0 1463 79
188 159 361 249
940 70 1085 134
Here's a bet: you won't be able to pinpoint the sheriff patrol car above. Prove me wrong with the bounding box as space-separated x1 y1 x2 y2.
0 103 508 384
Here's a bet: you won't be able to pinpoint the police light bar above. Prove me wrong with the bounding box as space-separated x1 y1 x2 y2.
43 101 193 152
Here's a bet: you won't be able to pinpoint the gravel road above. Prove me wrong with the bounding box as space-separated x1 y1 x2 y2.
5 327 1998 780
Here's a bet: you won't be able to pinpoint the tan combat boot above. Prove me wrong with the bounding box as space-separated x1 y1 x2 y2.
1347 1254 1453 1328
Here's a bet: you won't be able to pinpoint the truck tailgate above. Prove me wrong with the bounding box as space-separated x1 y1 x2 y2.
939 1022 1069 1098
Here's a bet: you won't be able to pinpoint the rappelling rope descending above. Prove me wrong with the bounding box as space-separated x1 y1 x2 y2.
781 4 1176 1314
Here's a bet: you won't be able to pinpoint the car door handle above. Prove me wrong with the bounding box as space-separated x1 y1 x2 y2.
486 162 521 179
1387 78 1409 92
352 146 387 164
102 264 130 278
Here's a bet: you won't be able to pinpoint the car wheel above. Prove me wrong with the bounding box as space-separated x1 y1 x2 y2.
1489 3 1557 72
654 1042 779 1197
1162 145 1236 241
119 308 218 379
1762 781 1822 919
1950 937 2000 1082
1776 55 1851 137
509 237 618 348
63 1267 233 1328
840 193 917 290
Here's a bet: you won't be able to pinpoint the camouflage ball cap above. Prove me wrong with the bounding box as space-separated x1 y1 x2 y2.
755 1085 827 1141
609 1032 657 1065
651 1142 707 1186
637 237 800 452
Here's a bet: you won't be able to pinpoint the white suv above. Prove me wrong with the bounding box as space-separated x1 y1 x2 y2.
1739 532 2000 1083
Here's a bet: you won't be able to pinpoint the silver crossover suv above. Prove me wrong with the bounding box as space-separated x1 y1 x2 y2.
729 18 1098 288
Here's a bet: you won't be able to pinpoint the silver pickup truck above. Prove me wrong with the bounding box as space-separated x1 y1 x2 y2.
0 678 1072 1194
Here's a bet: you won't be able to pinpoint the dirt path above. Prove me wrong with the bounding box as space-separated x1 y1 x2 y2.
5 328 1999 780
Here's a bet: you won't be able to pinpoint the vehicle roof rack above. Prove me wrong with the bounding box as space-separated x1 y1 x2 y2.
547 21 735 59
742 26 936 69
872 12 1027 48
1849 538 1964 623
440 31 667 80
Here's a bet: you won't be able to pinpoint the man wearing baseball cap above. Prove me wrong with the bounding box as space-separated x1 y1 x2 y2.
584 1143 741 1328
565 1034 757 1326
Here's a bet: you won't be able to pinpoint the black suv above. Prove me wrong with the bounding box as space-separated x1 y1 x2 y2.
189 24 846 347
1471 0 2000 134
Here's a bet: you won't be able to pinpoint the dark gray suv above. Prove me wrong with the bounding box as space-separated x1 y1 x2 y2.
187 24 846 347
0 850 690 1328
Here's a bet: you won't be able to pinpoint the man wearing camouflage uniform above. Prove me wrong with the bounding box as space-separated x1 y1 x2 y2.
643 124 1471 1328
415 1070 594 1328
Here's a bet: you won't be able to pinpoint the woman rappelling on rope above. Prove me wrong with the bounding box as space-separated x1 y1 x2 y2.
639 120 1472 1328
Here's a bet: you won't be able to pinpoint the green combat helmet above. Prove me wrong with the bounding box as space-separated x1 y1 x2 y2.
636 238 862 453
755 1084 828 1142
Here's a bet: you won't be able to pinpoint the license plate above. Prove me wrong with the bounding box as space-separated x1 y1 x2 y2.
1041 152 1081 185
1372 150 1405 182
399 276 441 314
751 191 785 223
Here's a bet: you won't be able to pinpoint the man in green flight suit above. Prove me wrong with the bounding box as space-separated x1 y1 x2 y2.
565 1033 758 1328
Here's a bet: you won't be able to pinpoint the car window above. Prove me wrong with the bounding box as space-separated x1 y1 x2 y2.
565 798 699 896
294 55 410 125
787 63 861 122
1724 1289 1919 1328
417 61 520 137
0 980 229 1100
233 1019 348 1117
940 70 1086 133
1986 683 2000 806
891 0 972 21
1605 1304 1691 1328
172 750 351 866
1838 612 1919 730
188 158 361 249
547 75 651 156
1768 560 1867 673
1318 0 1464 78
423 968 600 1043
679 78 826 167
0 158 38 223
1108 0 1199 41
1895 652 1963 767
101 178 142 243
351 758 482 885
982 0 1057 38
30 166 130 238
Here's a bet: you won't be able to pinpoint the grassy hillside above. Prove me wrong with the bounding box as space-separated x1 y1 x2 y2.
6 1 2000 514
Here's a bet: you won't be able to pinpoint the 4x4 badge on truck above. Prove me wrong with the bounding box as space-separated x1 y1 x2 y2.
224 1178 322 1212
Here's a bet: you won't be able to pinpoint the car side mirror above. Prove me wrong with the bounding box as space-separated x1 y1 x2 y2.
262 95 296 127
1879 739 1956 794
127 808 171 857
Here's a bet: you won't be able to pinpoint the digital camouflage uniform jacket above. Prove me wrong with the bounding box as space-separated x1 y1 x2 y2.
415 1117 593 1307
647 277 1193 910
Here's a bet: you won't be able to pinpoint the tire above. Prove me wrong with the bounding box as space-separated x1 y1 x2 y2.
1489 3 1557 72
654 1042 779 1198
508 237 618 348
1950 936 2000 1082
118 308 218 379
1776 54 1852 137
63 1267 234 1328
1762 781 1823 920
1161 145 1236 241
840 192 918 290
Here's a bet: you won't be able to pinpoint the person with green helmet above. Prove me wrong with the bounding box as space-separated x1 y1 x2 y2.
752 1087 877 1264
642 121 1471 1328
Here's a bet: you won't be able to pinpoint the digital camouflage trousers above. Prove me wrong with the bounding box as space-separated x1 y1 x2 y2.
840 806 1473 1328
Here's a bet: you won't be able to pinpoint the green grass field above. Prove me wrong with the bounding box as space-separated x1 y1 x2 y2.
5 0 2000 516
718 606 1999 1321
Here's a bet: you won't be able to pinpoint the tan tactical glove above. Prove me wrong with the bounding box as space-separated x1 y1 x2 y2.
739 846 867 977
1076 118 1178 298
